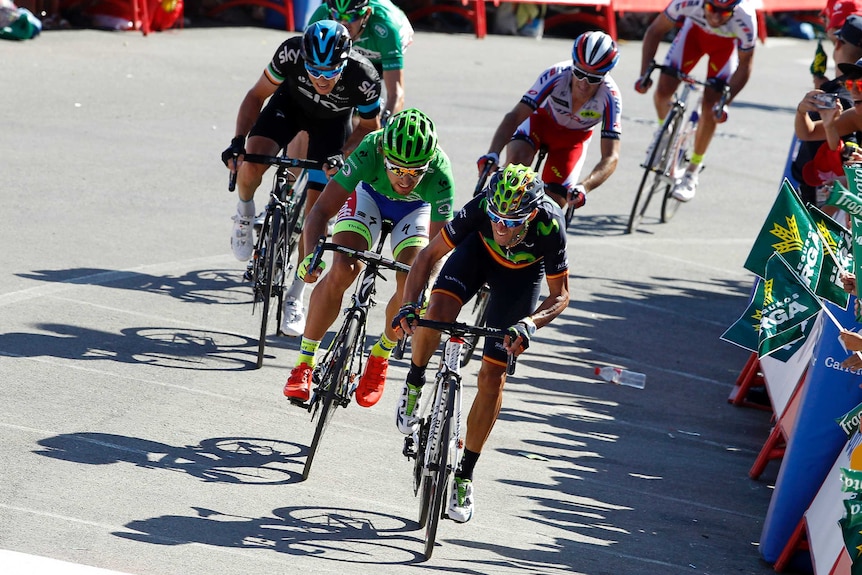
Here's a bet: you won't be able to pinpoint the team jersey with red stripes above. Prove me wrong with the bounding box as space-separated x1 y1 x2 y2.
519 61 622 139
664 0 757 51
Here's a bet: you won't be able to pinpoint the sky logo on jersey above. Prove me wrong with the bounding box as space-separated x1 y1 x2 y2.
277 46 302 65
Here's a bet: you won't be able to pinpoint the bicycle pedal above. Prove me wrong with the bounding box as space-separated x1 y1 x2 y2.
402 436 417 459
288 397 309 409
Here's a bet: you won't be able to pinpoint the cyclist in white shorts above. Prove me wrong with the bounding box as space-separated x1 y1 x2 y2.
283 109 455 409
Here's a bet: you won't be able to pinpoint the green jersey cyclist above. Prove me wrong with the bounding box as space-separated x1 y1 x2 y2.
284 108 456 408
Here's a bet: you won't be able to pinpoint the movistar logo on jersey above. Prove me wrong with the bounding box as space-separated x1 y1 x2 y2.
536 219 560 236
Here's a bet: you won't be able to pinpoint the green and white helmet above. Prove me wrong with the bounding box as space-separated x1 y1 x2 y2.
382 108 438 167
485 164 544 219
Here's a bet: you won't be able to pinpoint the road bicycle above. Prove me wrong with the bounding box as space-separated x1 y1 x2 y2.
227 153 324 369
294 220 411 481
626 62 730 234
401 318 515 560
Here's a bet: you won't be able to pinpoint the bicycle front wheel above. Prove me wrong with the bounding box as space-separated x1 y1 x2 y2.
627 111 680 234
459 286 489 367
423 376 456 560
302 313 361 481
254 209 283 369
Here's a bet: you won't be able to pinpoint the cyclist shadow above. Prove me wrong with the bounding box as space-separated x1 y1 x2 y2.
16 267 248 306
564 214 632 237
34 432 307 485
0 323 258 371
113 505 427 564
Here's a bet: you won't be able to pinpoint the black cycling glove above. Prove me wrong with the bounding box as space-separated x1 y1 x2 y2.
393 303 420 330
221 135 246 167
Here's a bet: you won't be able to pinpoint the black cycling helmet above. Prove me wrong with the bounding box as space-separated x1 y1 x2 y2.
302 20 352 70
485 164 544 219
326 0 370 19
382 108 438 167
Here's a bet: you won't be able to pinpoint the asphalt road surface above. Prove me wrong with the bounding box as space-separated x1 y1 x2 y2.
1 25 818 575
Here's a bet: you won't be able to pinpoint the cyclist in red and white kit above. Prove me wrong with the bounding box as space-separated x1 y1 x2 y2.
478 31 621 212
636 0 757 202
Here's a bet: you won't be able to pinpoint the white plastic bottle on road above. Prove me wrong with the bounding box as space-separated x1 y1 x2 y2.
594 366 646 389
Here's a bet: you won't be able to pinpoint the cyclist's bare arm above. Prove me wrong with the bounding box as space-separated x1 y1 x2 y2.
397 233 452 334
580 137 619 193
485 102 533 165
638 13 675 86
382 69 405 116
343 115 381 156
724 48 754 104
795 92 857 146
503 273 569 355
235 75 278 147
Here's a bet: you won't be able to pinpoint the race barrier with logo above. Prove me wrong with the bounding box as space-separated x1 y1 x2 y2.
759 300 862 568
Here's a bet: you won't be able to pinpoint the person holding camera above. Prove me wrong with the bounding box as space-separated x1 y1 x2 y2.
793 14 862 206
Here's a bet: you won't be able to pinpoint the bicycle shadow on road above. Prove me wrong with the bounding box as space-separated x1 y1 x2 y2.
16 267 249 306
112 505 429 565
0 323 260 370
34 433 306 485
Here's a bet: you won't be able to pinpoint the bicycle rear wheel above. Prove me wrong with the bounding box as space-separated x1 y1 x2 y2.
302 313 360 481
423 377 455 560
627 110 680 234
661 111 698 224
459 286 489 367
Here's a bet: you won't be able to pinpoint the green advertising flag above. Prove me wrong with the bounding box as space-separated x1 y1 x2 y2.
744 181 825 298
807 204 851 309
841 165 862 214
757 253 824 358
853 216 862 323
839 498 862 573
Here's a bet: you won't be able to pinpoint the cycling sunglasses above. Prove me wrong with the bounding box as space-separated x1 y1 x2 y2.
704 2 734 16
305 62 344 80
846 78 862 92
330 8 365 23
384 157 429 178
486 208 528 228
572 66 604 84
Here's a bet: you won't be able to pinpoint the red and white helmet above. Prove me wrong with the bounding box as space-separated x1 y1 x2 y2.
707 0 742 9
571 31 619 76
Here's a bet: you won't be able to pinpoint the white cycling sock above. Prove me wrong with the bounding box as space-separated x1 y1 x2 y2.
237 199 255 218
286 275 306 301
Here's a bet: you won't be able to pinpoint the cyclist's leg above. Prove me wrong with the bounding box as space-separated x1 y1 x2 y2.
655 20 698 120
540 119 592 209
694 39 736 159
303 185 381 344
451 264 541 521
505 113 538 167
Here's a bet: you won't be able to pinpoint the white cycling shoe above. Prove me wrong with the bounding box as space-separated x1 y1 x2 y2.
231 213 254 261
280 297 306 336
447 477 474 523
671 170 699 202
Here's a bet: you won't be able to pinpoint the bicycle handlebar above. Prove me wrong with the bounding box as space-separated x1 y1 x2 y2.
474 162 494 197
308 236 412 277
225 154 327 192
641 61 731 116
414 318 517 375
